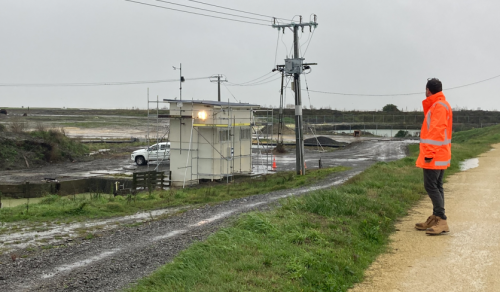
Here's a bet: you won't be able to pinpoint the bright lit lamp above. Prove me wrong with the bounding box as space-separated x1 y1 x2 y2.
198 111 207 120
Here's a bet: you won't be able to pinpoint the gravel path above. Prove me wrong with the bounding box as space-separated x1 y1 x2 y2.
350 144 500 292
0 140 412 292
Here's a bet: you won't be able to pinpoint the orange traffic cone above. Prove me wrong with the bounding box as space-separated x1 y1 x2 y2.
304 161 307 169
272 156 277 170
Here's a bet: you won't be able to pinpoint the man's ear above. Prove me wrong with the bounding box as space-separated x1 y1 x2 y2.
426 88 431 97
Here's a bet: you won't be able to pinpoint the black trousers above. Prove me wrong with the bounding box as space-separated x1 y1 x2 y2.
423 169 446 220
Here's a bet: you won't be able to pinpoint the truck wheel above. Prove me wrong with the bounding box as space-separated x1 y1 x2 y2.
135 156 147 166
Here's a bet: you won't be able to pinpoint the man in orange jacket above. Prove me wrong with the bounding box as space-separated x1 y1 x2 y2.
415 78 453 235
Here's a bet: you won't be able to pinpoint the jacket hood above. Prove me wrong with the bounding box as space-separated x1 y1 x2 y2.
422 92 446 114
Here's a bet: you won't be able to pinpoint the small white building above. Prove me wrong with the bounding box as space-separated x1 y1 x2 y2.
163 100 259 186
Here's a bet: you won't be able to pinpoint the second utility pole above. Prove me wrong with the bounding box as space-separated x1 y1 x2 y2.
210 74 227 102
218 75 221 102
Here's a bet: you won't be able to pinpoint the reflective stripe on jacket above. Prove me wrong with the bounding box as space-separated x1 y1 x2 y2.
416 92 453 169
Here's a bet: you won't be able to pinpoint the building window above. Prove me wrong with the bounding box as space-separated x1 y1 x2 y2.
219 129 230 142
240 128 251 140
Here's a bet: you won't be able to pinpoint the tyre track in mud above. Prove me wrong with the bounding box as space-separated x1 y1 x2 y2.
0 140 412 292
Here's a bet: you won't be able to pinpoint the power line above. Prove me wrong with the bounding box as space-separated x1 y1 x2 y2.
306 73 500 97
303 73 312 108
227 71 275 86
306 89 422 97
227 76 281 87
302 27 316 57
274 30 280 66
222 83 239 103
124 0 269 27
227 73 280 86
185 0 292 22
0 77 211 87
155 0 270 23
242 75 282 86
445 73 500 91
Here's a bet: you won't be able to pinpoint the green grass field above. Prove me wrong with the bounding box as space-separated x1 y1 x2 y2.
127 125 500 292
0 167 346 224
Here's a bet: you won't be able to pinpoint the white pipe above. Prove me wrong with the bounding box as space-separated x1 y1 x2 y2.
183 118 194 188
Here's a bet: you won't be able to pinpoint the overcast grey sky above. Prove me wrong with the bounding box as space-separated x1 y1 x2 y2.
1 0 500 111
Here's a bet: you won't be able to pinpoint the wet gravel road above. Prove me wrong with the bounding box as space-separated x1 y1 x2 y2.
0 139 414 292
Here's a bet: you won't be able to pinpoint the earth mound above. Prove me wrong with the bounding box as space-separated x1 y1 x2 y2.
304 136 347 147
0 130 88 170
259 123 295 135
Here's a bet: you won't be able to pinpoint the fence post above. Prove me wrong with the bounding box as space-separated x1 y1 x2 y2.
24 181 30 198
160 173 164 190
132 173 137 192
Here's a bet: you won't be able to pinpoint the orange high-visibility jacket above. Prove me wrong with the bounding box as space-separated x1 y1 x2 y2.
416 92 453 169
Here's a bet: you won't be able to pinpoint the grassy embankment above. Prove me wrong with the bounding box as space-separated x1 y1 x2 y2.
128 125 500 292
0 124 88 169
0 167 346 223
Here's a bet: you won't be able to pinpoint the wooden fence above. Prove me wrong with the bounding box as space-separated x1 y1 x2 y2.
132 171 170 193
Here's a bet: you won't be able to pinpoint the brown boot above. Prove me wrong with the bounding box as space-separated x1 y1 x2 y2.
415 215 437 230
426 216 450 235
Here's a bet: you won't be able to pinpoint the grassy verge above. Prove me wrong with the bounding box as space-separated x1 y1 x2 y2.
0 167 346 223
128 125 500 292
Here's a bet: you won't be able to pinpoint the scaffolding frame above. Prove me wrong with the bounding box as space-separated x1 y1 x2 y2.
146 95 170 172
150 99 260 187
252 109 274 173
187 103 254 184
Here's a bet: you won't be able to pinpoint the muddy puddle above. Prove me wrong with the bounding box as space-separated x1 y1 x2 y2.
0 206 188 253
0 197 44 208
0 193 114 209
460 158 479 171
0 177 133 201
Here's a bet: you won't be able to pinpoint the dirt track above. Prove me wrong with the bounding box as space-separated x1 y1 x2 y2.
0 140 411 292
350 144 500 292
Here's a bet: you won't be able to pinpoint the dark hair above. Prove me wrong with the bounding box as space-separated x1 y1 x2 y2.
426 78 442 94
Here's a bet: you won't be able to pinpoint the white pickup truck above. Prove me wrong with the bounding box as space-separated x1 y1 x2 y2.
131 142 170 165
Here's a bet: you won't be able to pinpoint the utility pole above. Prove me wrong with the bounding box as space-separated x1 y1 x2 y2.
210 74 227 102
278 68 285 146
272 16 318 175
172 64 185 100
